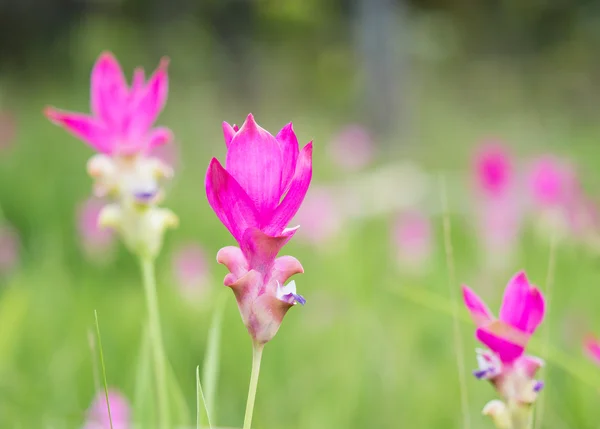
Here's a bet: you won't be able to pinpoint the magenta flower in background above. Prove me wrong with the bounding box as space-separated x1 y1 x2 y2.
471 142 524 271
327 124 374 172
0 224 20 275
77 198 115 260
83 389 130 429
293 186 342 246
528 155 579 208
462 271 546 407
45 52 172 156
205 113 313 344
172 243 210 300
392 209 433 274
473 141 513 199
584 335 600 366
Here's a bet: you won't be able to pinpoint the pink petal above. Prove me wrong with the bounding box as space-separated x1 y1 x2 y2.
131 67 145 93
45 107 111 153
126 57 169 145
222 122 239 148
240 227 297 274
476 327 524 364
275 123 300 193
147 127 173 151
205 158 259 243
584 335 600 366
226 114 284 216
462 285 494 327
90 52 129 126
264 142 313 236
269 255 304 291
499 271 545 335
473 142 513 198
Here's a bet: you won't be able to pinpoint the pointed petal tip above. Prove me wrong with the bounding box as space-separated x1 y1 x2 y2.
43 106 58 121
159 56 170 70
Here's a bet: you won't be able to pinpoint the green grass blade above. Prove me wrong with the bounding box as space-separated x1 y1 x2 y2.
94 310 114 429
197 365 212 429
202 290 226 420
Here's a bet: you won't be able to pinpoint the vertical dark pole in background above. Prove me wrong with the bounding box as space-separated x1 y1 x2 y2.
354 0 410 146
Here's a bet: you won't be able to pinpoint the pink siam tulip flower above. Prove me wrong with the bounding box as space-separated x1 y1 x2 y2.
45 52 172 156
172 243 210 300
77 198 115 260
205 114 313 344
462 271 546 412
83 389 131 429
327 124 374 172
392 209 433 274
471 142 524 271
584 334 600 366
293 186 342 246
0 224 19 275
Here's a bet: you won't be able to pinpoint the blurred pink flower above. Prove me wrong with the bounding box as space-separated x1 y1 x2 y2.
84 389 130 429
528 155 579 208
471 142 523 268
45 51 172 156
205 114 313 344
293 186 342 245
0 224 19 275
392 209 433 274
584 335 600 366
327 124 374 172
76 198 115 259
473 142 513 199
172 243 210 299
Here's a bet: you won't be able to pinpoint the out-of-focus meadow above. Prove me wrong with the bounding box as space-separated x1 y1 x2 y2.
3 1 600 428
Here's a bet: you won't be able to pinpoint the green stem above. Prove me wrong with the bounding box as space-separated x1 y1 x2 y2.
140 257 170 429
242 343 264 429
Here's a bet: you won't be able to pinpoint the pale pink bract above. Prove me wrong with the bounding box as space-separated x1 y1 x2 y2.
45 51 172 156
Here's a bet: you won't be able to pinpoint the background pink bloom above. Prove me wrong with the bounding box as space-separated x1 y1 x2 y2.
462 271 545 363
473 141 513 199
584 335 600 366
45 52 172 156
84 389 130 429
327 124 375 172
172 243 210 300
293 186 342 245
0 224 20 275
76 198 115 260
392 209 433 274
528 155 580 208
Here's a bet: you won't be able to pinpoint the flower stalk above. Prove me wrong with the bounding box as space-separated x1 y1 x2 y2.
141 256 170 429
243 343 264 429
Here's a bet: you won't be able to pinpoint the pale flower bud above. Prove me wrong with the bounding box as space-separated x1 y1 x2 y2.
482 400 512 429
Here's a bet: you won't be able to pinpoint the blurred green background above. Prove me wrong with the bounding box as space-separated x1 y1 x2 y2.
3 0 600 428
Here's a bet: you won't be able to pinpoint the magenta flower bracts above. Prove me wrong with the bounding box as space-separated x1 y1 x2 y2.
45 52 171 157
584 334 600 366
462 271 546 428
206 114 313 344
